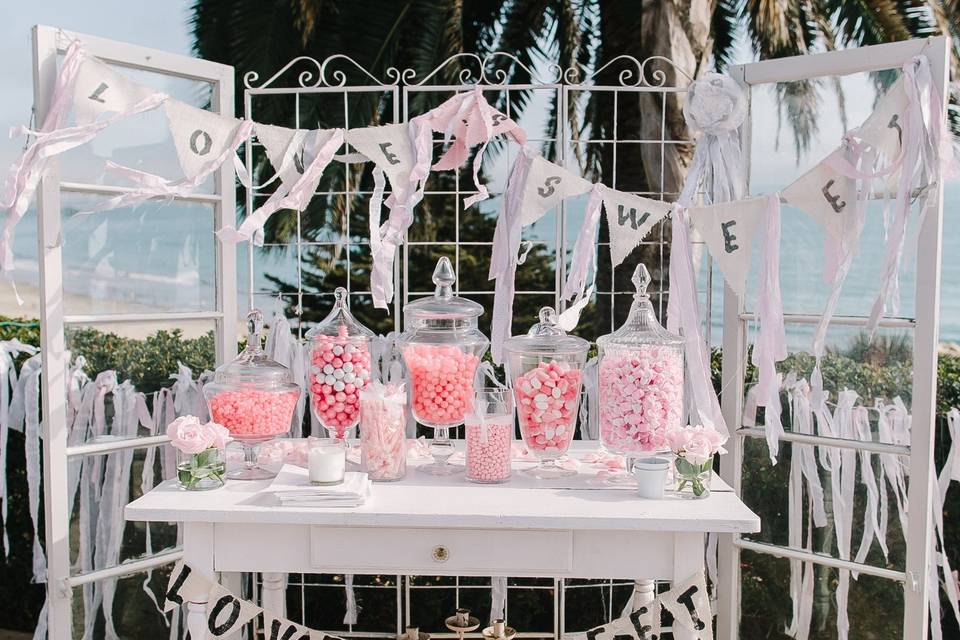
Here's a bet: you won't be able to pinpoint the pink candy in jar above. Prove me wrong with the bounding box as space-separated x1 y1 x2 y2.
208 389 299 437
514 362 580 453
404 344 480 426
503 307 589 479
596 264 684 462
598 345 683 453
359 381 408 481
465 387 514 483
305 287 376 440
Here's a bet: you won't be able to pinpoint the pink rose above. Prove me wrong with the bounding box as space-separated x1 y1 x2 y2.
166 415 214 455
682 432 715 466
665 425 691 453
203 421 233 449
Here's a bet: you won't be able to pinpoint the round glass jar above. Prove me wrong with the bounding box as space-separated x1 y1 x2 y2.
203 309 301 480
396 257 489 475
503 307 589 479
596 264 683 483
305 287 375 440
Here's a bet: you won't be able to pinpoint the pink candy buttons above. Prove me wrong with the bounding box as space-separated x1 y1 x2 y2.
465 416 512 483
403 344 480 427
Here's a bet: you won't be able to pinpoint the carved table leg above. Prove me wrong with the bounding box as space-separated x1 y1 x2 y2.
187 600 207 639
632 579 656 610
261 572 287 617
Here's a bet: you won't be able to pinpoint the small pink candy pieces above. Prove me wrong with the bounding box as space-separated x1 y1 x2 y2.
465 416 512 482
309 325 372 438
598 345 683 453
514 361 581 455
208 389 299 437
403 344 480 426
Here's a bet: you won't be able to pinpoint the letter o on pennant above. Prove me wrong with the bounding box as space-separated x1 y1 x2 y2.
208 594 241 636
190 129 213 156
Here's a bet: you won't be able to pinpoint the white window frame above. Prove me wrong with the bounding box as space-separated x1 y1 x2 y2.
716 36 949 640
32 24 238 638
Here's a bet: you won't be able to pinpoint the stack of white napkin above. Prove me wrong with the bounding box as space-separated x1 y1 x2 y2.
268 464 371 507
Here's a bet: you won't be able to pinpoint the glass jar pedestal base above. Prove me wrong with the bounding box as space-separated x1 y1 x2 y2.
523 459 575 479
228 437 278 481
418 425 463 476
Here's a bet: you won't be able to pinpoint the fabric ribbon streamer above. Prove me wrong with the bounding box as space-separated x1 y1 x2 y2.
559 184 603 329
218 127 345 246
751 195 787 462
427 86 526 208
489 148 534 363
0 339 37 555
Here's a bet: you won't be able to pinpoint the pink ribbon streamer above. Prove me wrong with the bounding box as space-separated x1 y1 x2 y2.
752 194 787 462
666 206 728 435
369 115 432 310
78 117 254 214
561 184 603 304
217 128 344 245
489 148 534 363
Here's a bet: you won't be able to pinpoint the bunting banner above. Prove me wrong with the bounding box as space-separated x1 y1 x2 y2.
602 189 673 269
218 124 345 245
520 155 592 226
164 560 341 640
426 86 527 208
688 195 766 298
581 571 712 640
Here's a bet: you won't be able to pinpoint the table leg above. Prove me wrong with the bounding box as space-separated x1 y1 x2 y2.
672 532 706 640
183 523 216 640
632 579 656 610
261 572 287 617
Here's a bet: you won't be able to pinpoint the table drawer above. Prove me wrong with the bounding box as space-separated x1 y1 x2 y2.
311 527 572 574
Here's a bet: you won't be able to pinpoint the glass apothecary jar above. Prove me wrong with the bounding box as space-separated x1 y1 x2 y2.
397 257 489 475
203 309 301 480
503 307 589 479
596 264 683 484
305 287 375 441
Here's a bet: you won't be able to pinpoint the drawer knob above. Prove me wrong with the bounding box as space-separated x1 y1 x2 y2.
432 545 449 563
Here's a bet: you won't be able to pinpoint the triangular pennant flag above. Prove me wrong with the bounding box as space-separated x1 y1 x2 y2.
856 76 910 163
346 123 416 188
688 195 765 297
781 158 858 243
263 611 313 640
660 572 713 640
601 188 672 268
72 56 159 126
205 583 261 638
165 100 247 181
256 123 306 187
163 560 214 613
520 156 592 226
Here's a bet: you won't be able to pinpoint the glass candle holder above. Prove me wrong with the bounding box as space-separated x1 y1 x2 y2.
465 387 513 484
308 438 347 485
176 447 226 491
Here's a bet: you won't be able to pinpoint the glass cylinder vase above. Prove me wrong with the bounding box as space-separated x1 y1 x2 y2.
176 447 226 491
674 457 712 499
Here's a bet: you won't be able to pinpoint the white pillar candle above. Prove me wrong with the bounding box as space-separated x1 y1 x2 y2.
308 442 346 485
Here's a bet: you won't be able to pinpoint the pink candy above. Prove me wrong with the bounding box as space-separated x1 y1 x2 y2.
208 389 299 437
359 383 408 481
309 326 372 438
514 361 581 455
464 416 512 482
403 344 480 426
598 345 683 453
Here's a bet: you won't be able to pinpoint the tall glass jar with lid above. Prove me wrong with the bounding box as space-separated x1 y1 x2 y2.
203 310 301 480
397 257 489 475
305 287 375 441
596 264 683 484
503 307 589 479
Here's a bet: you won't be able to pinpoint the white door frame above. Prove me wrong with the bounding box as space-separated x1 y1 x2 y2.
717 36 949 640
32 24 237 638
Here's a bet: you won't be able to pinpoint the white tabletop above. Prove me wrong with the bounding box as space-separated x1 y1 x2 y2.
126 442 759 534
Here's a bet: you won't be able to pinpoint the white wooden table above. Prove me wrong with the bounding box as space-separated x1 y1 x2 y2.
126 443 759 639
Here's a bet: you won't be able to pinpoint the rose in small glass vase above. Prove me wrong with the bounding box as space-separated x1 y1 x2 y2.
167 416 232 491
665 424 727 499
